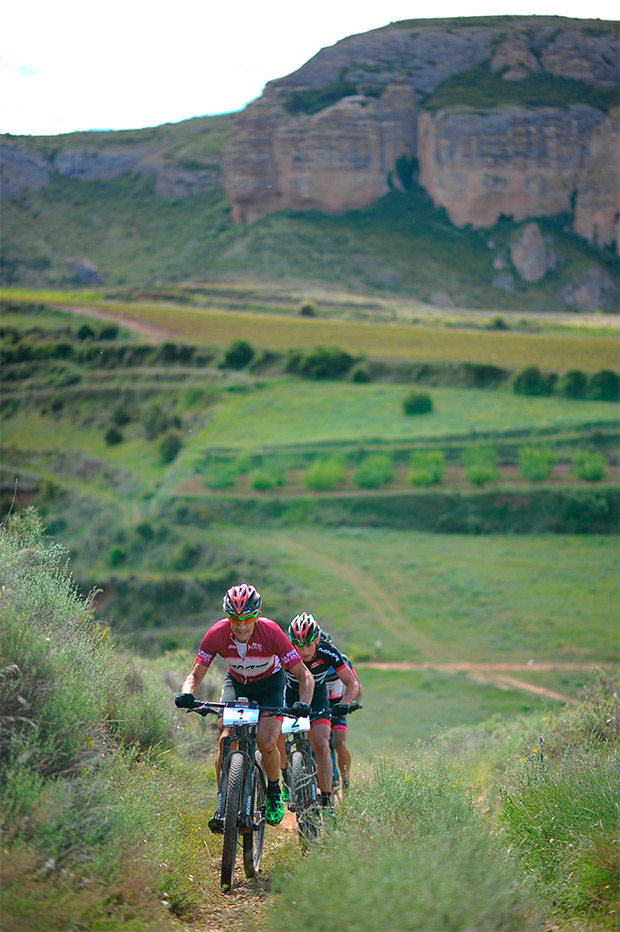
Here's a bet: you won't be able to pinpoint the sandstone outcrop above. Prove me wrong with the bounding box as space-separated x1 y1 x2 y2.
417 105 604 228
574 107 620 252
66 257 102 285
222 16 618 253
509 223 558 283
560 265 619 311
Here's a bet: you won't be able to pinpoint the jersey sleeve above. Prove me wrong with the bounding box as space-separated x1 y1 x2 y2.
321 643 347 673
195 628 218 668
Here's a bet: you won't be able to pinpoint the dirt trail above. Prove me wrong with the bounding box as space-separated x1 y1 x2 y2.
273 535 448 659
56 303 178 342
358 660 617 704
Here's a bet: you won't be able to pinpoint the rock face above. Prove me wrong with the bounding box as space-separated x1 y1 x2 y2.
509 223 558 283
0 142 50 196
224 81 416 224
222 16 619 252
574 107 620 251
66 257 102 285
55 150 136 181
560 265 619 311
418 105 604 228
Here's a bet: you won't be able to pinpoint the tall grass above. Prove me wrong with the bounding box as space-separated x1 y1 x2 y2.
269 752 541 931
0 509 223 931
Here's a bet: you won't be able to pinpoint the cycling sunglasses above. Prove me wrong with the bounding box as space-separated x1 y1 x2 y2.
290 633 319 647
227 611 260 623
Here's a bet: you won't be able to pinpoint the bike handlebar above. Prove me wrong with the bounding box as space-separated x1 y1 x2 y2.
182 698 362 719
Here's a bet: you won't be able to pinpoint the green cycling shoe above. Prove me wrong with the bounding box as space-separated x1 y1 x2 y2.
265 791 284 825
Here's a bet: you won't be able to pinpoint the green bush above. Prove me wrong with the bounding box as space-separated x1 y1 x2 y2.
354 454 394 490
250 469 284 491
104 425 123 446
298 301 316 317
409 450 445 485
203 465 238 489
296 346 354 380
76 323 95 340
518 446 557 483
98 325 119 341
112 404 132 426
350 363 371 383
462 446 499 487
403 390 433 415
159 431 183 464
303 457 347 491
222 339 254 369
588 370 620 402
571 451 607 482
512 366 557 397
558 370 588 399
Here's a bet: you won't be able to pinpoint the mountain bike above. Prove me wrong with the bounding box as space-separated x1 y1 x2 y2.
186 698 268 891
281 711 322 849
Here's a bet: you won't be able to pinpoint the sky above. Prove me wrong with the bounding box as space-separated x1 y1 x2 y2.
1 0 618 137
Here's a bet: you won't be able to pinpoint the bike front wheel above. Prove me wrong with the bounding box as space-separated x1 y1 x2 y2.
243 752 266 878
291 749 321 849
221 752 244 891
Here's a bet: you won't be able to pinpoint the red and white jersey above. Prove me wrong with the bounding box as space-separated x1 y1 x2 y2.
195 616 302 685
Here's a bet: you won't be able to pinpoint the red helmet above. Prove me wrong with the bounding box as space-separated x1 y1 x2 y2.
288 612 320 645
223 584 262 617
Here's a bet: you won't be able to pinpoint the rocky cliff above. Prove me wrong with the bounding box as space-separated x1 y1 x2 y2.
221 16 619 251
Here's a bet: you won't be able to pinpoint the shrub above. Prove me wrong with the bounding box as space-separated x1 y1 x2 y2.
303 458 347 491
76 324 95 340
409 450 445 486
98 325 119 341
108 546 127 567
403 390 433 415
462 446 499 487
587 370 620 401
354 454 394 489
203 465 238 489
112 405 132 426
512 366 556 396
558 370 587 399
298 301 316 317
350 364 371 383
298 347 354 380
250 469 284 491
159 431 183 464
462 364 506 388
104 425 123 446
488 315 508 330
571 451 607 482
222 339 254 369
518 446 557 483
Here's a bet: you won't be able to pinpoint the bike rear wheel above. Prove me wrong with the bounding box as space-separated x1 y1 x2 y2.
243 753 266 878
221 752 244 891
291 749 321 849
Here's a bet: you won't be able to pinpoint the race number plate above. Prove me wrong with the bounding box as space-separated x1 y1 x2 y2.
222 706 260 726
281 715 310 734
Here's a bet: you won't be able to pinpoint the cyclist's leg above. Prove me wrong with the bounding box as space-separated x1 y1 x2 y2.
333 727 351 787
310 719 332 793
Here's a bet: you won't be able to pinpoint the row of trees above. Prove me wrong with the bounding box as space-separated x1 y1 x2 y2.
202 446 608 493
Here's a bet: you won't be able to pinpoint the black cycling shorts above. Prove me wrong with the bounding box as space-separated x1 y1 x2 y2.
220 668 286 715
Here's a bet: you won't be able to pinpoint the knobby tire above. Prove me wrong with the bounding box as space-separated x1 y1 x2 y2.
291 749 321 849
221 752 244 891
243 752 266 878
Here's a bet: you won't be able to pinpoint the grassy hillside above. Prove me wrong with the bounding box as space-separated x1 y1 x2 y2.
2 510 617 931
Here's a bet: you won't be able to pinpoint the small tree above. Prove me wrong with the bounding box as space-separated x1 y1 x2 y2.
558 370 587 399
462 446 499 487
512 366 556 396
250 469 284 491
76 324 95 340
587 370 620 402
354 454 394 489
303 458 347 491
572 451 607 482
159 431 183 464
298 301 316 317
105 425 123 446
409 450 445 486
403 390 433 415
518 446 557 482
223 340 254 369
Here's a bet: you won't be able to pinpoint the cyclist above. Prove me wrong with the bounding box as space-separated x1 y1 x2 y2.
323 634 362 791
280 612 357 813
175 584 314 830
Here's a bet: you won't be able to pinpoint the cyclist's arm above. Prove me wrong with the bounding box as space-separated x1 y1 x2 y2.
181 661 208 696
336 664 358 706
288 660 315 704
